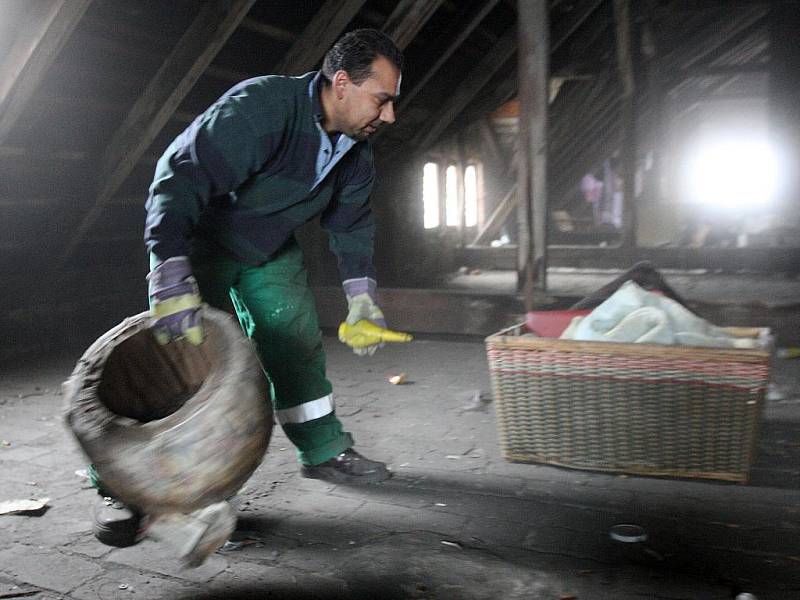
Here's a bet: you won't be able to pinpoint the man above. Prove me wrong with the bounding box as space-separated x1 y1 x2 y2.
93 29 403 546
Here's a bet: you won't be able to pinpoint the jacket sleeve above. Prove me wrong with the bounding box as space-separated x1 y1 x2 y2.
320 144 377 282
144 81 281 261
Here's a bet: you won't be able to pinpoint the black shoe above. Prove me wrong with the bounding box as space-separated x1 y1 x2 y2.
300 449 391 483
93 496 142 547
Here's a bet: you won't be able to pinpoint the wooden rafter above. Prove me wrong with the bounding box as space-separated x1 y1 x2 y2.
240 17 297 44
0 0 92 145
276 0 367 74
59 0 256 267
398 0 501 113
667 6 766 72
413 27 517 151
474 0 605 125
382 0 444 50
471 183 518 247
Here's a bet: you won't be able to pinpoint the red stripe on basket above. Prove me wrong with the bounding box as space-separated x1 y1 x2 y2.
487 350 768 379
489 367 767 391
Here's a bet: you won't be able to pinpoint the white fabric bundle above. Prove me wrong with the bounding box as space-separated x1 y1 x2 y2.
561 281 759 349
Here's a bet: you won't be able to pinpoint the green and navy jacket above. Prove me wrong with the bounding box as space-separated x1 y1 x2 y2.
144 71 376 281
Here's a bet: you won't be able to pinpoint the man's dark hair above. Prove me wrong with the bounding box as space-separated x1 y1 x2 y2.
322 28 403 85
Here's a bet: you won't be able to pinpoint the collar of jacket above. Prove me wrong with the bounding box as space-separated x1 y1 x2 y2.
309 71 325 124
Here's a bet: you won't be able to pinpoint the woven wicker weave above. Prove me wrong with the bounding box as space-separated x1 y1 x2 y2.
486 324 771 483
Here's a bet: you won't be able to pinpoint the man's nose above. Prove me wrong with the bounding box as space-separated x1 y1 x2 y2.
380 101 396 124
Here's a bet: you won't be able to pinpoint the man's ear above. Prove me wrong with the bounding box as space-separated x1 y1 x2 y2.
332 69 350 99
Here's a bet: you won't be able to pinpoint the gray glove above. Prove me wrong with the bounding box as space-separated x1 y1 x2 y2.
147 256 203 345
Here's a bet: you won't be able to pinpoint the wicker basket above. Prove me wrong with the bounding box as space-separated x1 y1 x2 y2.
486 323 771 483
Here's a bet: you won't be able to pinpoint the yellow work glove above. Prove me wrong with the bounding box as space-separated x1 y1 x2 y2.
342 277 386 356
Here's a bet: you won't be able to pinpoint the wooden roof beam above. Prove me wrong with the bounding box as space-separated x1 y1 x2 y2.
59 0 256 267
413 27 517 151
457 0 605 132
276 0 367 74
381 0 445 50
240 17 297 44
0 0 92 145
398 0 501 113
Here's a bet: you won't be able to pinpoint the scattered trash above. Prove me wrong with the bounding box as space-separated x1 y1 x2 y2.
609 524 664 562
459 390 491 413
776 347 800 359
118 584 128 590
767 384 786 401
0 498 50 516
445 455 461 460
1 441 10 447
219 540 246 552
74 468 89 480
0 587 41 599
388 373 407 385
25 482 37 487
434 503 447 507
398 462 409 467
609 524 648 543
709 521 740 528
217 530 264 553
440 540 462 549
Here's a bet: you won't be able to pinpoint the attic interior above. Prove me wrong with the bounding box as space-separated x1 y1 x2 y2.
1 1 799 599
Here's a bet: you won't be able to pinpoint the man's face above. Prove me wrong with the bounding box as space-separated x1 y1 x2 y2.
340 55 401 141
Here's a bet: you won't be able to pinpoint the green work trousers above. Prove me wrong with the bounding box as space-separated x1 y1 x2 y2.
191 237 353 466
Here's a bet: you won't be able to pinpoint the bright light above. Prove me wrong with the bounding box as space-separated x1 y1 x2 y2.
684 138 780 209
445 165 459 226
422 162 439 229
464 165 478 227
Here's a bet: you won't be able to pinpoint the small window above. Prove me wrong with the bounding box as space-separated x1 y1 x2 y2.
464 165 478 227
422 162 439 229
445 165 459 226
422 161 482 230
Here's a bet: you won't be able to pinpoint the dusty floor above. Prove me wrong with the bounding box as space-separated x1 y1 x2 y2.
1 336 798 599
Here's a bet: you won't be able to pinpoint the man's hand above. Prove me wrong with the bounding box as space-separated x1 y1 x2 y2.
148 256 203 345
343 277 385 356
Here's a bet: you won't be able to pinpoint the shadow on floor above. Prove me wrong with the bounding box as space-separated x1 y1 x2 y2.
750 418 800 489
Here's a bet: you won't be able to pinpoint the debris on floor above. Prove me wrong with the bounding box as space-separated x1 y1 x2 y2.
458 390 491 413
388 372 407 385
0 585 41 599
0 498 50 516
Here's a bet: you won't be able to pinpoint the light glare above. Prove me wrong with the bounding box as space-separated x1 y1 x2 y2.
685 139 779 209
422 162 439 229
445 165 458 226
465 165 478 227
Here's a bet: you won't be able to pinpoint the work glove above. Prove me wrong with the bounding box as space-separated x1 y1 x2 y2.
147 256 204 345
342 277 385 356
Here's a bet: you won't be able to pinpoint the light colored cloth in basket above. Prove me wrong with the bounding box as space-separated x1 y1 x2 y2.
561 281 760 349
